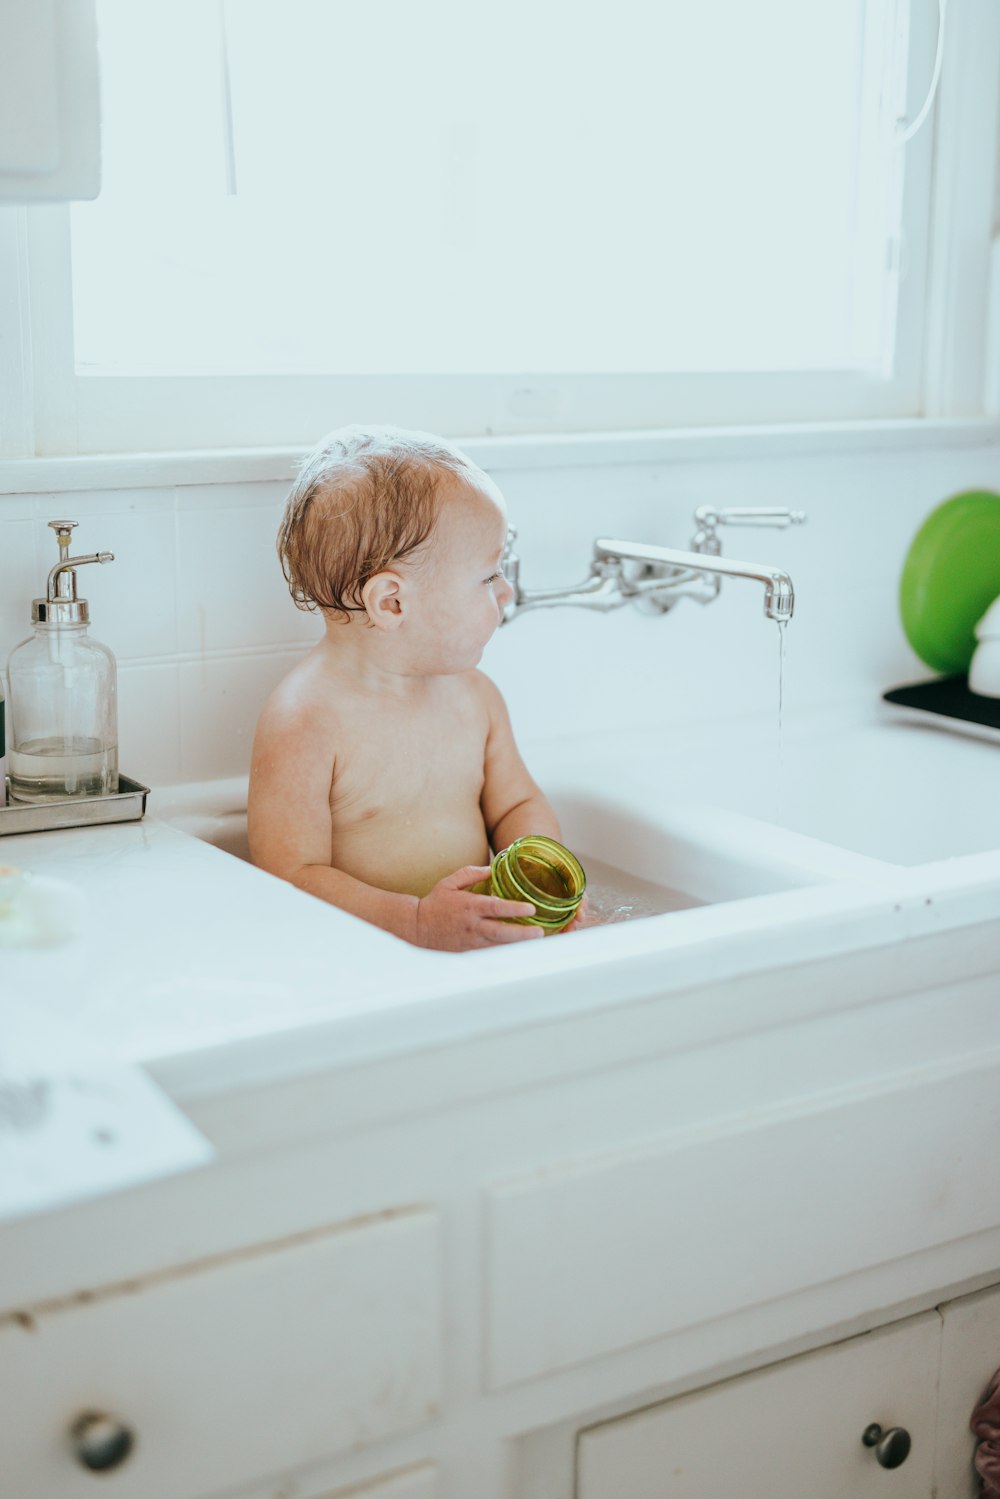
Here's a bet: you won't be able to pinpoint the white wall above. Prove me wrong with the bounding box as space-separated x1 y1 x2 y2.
1 434 998 789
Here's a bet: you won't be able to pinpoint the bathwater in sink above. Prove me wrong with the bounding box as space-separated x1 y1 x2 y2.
578 853 705 924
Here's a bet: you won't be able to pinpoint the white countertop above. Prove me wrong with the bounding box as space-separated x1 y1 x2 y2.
4 703 1000 1113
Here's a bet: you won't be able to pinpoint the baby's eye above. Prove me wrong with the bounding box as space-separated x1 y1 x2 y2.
484 571 503 585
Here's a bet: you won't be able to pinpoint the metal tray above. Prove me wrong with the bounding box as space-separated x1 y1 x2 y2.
0 775 150 838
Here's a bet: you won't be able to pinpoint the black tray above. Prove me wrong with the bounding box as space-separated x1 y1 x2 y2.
882 676 1000 743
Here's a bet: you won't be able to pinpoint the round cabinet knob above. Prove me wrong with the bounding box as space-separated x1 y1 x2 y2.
862 1422 911 1468
69 1411 135 1472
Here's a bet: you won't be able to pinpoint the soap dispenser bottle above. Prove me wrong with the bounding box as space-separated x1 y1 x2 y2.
6 520 118 803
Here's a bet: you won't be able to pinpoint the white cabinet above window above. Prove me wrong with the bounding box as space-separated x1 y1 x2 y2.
0 0 100 202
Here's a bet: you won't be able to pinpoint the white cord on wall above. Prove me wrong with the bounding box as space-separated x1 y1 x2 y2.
896 0 949 144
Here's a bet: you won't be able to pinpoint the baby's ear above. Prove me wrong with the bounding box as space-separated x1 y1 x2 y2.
360 570 404 631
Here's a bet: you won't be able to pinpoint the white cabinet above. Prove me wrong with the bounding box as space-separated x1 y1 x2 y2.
934 1283 1000 1499
0 0 100 200
577 1289 1000 1499
577 1313 940 1498
486 1065 1000 1390
0 1209 442 1499
318 1466 439 1499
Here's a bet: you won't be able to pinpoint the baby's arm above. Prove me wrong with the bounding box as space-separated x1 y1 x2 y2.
248 692 541 951
476 672 563 849
476 673 590 931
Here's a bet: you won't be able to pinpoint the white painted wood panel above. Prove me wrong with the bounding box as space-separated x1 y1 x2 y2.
934 1283 1000 1499
319 1464 438 1498
577 1312 940 1499
486 1063 1000 1386
0 1209 442 1499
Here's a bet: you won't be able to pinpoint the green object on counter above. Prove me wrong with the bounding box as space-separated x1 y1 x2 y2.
483 835 587 934
899 490 1000 674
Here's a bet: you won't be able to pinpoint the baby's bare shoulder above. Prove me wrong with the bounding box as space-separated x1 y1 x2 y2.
466 668 513 725
256 654 341 749
466 668 506 709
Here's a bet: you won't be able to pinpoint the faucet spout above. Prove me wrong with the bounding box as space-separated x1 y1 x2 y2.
593 538 795 622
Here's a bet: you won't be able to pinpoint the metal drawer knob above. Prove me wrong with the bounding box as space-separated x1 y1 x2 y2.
862 1422 911 1468
70 1411 135 1472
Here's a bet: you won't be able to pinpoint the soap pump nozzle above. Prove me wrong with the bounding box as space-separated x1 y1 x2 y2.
33 520 115 625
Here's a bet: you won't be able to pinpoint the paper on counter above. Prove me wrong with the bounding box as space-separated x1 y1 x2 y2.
0 998 213 1224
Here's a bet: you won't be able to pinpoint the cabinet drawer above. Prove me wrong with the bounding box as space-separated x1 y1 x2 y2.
577 1312 939 1499
0 1208 442 1499
487 1065 1000 1387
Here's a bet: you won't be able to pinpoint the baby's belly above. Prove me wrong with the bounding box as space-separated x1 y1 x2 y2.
329 804 491 898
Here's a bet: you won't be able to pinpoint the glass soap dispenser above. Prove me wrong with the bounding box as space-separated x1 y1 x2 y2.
7 520 118 803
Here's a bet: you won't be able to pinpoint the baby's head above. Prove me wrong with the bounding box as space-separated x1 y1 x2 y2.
278 424 513 671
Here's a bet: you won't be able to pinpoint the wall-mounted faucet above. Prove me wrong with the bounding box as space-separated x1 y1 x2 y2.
502 507 806 625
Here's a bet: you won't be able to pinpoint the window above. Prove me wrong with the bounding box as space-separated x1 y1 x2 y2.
6 0 1000 453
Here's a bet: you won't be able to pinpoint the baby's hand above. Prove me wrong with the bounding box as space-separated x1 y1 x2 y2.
415 865 544 951
561 892 592 934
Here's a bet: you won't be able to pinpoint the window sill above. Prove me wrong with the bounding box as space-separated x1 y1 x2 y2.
1 417 999 495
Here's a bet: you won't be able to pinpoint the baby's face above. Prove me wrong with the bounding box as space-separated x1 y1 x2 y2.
405 474 513 673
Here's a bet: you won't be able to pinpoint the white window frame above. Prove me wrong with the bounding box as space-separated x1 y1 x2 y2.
1 0 998 459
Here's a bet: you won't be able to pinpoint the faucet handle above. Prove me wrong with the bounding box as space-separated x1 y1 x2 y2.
695 506 807 529
502 526 520 572
692 506 806 554
501 526 521 612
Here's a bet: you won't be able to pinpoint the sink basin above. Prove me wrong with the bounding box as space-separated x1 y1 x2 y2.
153 777 858 936
641 716 1000 867
552 791 826 912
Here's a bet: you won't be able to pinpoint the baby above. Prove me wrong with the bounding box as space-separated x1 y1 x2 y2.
248 424 579 951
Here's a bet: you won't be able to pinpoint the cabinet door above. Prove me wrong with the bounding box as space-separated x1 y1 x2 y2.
0 1209 442 1499
934 1283 1000 1499
577 1312 940 1499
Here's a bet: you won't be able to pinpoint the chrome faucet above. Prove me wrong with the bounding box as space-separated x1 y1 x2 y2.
502 506 806 625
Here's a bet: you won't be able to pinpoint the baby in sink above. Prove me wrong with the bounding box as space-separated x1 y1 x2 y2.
248 423 585 951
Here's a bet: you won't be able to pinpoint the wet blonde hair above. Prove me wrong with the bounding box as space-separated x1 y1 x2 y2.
278 424 484 620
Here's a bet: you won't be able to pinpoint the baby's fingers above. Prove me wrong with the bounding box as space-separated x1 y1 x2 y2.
479 919 544 944
474 894 537 922
441 864 494 891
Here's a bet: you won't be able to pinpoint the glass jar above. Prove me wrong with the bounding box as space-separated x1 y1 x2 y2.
6 620 118 803
483 835 586 934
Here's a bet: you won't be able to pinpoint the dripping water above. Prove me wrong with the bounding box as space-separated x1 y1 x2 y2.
776 619 787 821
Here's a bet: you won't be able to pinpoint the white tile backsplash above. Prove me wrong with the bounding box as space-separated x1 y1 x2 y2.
0 518 37 660
30 488 173 521
175 480 292 511
177 650 307 781
16 496 178 662
2 437 999 788
118 662 181 786
83 508 176 663
176 502 321 655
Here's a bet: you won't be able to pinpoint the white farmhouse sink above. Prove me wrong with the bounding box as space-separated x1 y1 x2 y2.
642 715 1000 867
717 716 1000 865
520 708 1000 871
153 775 868 935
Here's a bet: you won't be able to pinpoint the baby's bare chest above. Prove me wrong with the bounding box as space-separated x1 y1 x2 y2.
329 693 488 825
